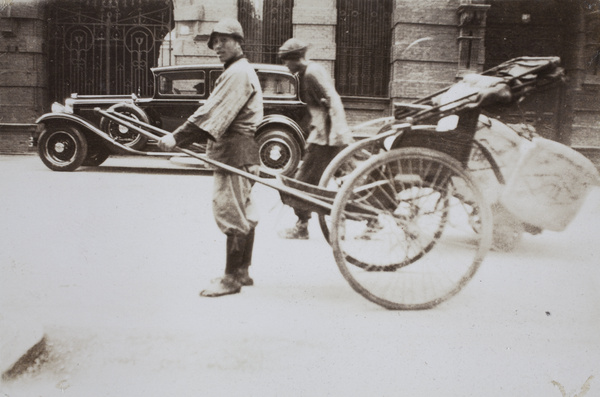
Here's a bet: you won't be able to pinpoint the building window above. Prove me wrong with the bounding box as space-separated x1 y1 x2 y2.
238 0 293 64
335 0 392 97
457 2 489 75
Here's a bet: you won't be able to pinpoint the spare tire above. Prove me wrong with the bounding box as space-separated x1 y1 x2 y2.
100 103 149 150
257 127 302 177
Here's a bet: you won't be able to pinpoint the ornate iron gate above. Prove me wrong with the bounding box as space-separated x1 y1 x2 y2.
47 0 174 102
238 0 293 64
335 0 392 97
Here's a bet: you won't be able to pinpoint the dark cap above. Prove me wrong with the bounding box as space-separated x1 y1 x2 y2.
278 38 308 60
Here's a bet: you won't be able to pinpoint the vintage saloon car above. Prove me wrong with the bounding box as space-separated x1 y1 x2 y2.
35 63 308 176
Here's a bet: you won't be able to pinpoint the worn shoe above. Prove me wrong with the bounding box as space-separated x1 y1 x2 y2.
234 268 254 286
278 221 309 240
199 275 242 297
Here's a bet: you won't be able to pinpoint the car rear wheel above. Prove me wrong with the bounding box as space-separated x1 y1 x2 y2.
100 103 149 150
257 127 302 177
38 124 88 171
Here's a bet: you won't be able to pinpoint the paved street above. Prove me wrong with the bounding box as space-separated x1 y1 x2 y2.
1 154 599 396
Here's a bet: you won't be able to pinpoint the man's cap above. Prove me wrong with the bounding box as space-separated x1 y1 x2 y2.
207 18 244 49
278 38 308 60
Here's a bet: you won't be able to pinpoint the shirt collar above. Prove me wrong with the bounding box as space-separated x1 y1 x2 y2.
224 54 246 70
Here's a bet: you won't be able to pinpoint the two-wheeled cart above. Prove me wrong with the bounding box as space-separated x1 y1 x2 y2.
96 56 574 310
316 57 569 251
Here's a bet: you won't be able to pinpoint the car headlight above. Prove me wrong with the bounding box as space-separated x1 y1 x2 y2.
51 102 74 114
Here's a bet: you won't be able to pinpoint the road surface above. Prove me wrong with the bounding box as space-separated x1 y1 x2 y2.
1 155 599 396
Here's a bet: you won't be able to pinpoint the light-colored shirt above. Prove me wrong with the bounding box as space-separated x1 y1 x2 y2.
188 57 263 167
300 62 352 147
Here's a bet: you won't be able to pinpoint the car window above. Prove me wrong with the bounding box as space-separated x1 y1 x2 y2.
158 71 206 96
258 72 297 99
208 69 296 99
209 70 223 94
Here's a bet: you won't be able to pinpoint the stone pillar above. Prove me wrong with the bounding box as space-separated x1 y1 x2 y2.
292 0 337 78
168 0 238 65
390 0 462 103
0 1 47 124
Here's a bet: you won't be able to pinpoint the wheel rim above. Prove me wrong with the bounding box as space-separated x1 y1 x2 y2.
259 137 292 171
44 131 78 166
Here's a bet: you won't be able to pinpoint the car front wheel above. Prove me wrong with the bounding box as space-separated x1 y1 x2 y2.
38 124 88 171
257 127 302 177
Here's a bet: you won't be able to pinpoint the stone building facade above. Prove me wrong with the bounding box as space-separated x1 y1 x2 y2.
0 0 598 159
0 0 46 152
163 0 490 127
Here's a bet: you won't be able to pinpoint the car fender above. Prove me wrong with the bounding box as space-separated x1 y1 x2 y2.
258 114 306 149
35 112 151 156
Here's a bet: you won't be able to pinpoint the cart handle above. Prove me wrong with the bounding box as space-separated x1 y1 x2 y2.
95 109 337 213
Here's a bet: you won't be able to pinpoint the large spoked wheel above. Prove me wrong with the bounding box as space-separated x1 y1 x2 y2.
318 136 387 242
38 124 88 172
328 146 451 271
329 147 493 310
257 127 302 178
99 103 149 150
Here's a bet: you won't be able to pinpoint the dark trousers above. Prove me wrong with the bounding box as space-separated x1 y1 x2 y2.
293 143 344 222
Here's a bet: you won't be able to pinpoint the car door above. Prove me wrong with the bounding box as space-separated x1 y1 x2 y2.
146 70 209 132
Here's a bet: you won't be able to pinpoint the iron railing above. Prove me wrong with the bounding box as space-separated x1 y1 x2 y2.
47 0 174 102
238 0 293 65
335 0 392 97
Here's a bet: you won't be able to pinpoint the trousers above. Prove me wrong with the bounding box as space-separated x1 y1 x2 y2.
212 167 259 236
292 143 344 222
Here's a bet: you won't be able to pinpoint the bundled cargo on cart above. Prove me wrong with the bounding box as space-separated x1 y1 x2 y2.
428 59 598 233
369 57 599 250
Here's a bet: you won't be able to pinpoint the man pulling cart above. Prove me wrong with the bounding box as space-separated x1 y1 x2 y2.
157 18 262 297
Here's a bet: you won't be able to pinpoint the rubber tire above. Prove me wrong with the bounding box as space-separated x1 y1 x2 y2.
99 103 149 150
38 124 88 172
257 127 302 178
82 143 111 166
